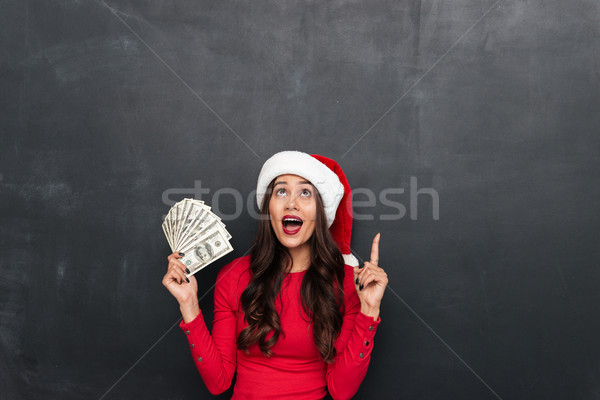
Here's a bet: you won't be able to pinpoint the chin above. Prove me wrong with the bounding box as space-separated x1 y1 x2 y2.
275 234 308 250
274 228 315 249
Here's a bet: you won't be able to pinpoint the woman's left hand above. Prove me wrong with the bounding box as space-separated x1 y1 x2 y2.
354 233 388 319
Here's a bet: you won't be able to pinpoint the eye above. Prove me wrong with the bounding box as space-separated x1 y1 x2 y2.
300 188 312 197
275 188 287 196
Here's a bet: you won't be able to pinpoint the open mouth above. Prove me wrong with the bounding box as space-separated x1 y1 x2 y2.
282 215 303 235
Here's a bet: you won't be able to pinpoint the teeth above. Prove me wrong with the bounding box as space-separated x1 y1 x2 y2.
283 217 302 222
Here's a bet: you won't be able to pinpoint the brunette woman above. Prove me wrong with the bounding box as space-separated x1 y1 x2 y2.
163 151 388 399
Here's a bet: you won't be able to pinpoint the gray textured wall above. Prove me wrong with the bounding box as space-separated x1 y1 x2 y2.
1 1 599 399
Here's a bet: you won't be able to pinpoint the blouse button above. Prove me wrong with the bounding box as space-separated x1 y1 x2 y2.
185 330 191 335
364 340 369 346
191 344 195 348
368 326 373 331
197 357 203 362
359 353 365 358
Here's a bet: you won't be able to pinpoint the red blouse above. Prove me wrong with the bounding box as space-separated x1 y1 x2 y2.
179 255 381 399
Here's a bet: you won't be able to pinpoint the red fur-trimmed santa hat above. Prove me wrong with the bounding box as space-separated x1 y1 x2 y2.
256 150 358 267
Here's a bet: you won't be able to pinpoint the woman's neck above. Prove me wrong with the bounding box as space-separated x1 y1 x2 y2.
288 243 311 273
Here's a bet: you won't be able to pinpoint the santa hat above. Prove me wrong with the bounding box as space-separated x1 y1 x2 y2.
256 150 358 267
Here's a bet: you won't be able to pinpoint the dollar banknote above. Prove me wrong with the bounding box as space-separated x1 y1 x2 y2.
179 225 233 276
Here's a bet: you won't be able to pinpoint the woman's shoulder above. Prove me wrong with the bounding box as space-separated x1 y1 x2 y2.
215 255 252 289
217 255 251 278
342 264 356 287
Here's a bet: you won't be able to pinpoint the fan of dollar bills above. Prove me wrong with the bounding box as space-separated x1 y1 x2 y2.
162 198 233 277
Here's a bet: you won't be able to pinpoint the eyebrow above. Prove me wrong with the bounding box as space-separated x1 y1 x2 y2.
274 180 312 186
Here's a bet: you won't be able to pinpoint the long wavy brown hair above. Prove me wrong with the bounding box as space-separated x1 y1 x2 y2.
237 178 346 363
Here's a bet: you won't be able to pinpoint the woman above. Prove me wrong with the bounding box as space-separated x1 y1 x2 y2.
163 151 388 399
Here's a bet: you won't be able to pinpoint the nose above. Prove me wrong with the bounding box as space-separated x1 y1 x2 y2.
285 194 298 210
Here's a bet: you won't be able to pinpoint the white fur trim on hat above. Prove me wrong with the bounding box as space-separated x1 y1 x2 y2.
343 253 359 267
256 151 345 227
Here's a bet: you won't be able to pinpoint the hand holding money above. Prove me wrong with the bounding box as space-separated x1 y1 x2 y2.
161 199 233 322
162 253 199 310
163 252 200 322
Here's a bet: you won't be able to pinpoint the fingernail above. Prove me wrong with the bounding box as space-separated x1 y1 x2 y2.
179 252 185 257
359 284 364 291
185 268 190 274
185 277 190 283
355 277 359 285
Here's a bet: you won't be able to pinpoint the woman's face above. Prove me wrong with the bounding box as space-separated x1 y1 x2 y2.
269 174 317 251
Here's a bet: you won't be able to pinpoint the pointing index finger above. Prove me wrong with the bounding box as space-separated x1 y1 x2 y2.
370 233 380 265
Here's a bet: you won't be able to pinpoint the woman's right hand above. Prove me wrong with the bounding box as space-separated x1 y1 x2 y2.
162 252 200 322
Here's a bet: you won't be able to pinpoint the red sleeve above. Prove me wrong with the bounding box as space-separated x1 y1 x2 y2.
178 259 243 395
326 267 382 400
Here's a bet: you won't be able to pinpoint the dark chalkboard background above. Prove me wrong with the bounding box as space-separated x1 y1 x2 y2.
1 0 599 399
